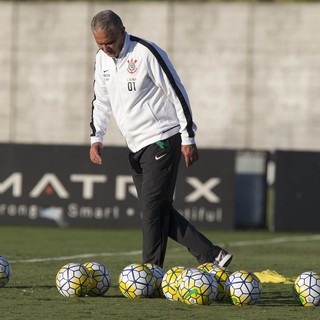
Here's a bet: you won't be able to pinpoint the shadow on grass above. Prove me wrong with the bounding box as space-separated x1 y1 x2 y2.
6 286 126 298
6 285 55 289
258 291 296 307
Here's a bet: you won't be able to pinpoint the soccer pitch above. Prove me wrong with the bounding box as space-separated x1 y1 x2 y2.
1 226 320 320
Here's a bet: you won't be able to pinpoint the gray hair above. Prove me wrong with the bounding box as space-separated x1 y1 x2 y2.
91 10 124 33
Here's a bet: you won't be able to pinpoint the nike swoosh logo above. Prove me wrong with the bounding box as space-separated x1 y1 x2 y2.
184 288 198 299
155 154 167 160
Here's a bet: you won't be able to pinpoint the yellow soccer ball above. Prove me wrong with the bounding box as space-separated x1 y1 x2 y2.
144 263 165 298
56 263 92 298
197 262 217 273
208 265 232 301
161 266 186 301
225 270 262 306
293 271 320 306
0 256 11 288
178 269 218 305
119 263 155 299
83 261 111 297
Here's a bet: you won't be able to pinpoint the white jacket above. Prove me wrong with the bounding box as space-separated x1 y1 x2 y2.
90 32 197 152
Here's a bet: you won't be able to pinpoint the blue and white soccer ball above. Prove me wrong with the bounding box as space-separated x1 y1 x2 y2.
0 256 11 288
293 271 320 306
197 262 217 273
144 263 165 298
225 270 262 306
118 263 155 299
178 269 218 305
208 265 232 301
83 261 111 296
161 266 186 301
56 263 92 297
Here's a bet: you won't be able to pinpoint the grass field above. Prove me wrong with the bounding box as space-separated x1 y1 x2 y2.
0 226 320 319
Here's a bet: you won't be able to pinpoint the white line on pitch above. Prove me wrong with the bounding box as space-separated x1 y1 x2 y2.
220 234 320 248
10 234 320 264
10 250 142 264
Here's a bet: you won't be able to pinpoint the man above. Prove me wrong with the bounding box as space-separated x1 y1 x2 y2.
89 10 232 268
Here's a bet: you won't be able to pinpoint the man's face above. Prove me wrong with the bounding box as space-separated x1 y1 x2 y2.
93 27 125 58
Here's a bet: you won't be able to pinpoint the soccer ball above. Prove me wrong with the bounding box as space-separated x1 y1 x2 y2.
197 262 217 273
144 263 165 298
175 268 200 301
225 270 262 306
178 269 218 305
0 256 11 287
293 271 320 306
161 266 186 301
83 261 111 296
208 266 232 301
56 263 92 297
118 263 155 299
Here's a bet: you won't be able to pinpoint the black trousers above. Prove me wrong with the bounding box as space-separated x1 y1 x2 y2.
129 133 221 268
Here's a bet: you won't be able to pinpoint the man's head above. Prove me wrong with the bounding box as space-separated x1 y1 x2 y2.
91 10 125 58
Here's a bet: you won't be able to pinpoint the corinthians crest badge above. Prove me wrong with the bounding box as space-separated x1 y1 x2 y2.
127 58 137 74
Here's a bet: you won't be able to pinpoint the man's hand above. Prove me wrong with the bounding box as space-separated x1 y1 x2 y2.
90 142 103 165
181 144 199 167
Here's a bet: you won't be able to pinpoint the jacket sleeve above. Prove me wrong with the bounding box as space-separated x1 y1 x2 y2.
146 45 197 145
90 54 112 145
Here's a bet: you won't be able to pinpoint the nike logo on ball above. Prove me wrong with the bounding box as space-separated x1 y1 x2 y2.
155 154 167 160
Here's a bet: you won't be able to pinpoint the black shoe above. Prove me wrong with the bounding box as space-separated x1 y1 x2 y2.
214 249 233 267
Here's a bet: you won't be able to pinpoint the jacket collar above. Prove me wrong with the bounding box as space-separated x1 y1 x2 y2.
117 32 129 60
